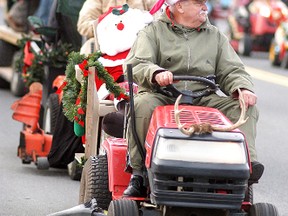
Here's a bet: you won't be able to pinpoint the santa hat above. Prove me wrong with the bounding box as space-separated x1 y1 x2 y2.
98 5 125 23
150 0 180 15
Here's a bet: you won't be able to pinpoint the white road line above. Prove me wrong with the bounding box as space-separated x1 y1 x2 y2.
246 66 288 88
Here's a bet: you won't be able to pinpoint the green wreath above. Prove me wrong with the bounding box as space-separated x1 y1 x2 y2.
62 51 128 135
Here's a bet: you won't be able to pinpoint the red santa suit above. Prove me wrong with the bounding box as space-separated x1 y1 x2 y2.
95 49 129 89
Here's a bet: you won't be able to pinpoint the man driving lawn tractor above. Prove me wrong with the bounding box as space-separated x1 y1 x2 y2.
47 0 271 215
122 0 264 197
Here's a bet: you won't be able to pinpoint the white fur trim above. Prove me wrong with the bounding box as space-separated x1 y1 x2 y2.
98 57 125 67
166 0 180 5
97 83 110 100
97 8 153 56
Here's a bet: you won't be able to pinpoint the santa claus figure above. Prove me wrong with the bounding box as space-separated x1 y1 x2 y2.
93 4 154 88
79 5 153 137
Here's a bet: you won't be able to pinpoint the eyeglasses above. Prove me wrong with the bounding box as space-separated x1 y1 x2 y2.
178 0 207 6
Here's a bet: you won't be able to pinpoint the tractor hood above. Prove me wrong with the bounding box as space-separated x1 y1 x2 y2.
145 105 237 145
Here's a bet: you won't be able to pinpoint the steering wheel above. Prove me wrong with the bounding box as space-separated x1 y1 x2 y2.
159 75 219 99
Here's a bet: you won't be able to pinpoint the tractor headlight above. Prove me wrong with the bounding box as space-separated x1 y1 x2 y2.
155 137 247 164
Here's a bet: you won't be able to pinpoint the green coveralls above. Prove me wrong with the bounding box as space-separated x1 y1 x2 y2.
126 91 258 171
124 9 259 172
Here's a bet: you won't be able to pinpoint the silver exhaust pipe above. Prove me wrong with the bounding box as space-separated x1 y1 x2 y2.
47 198 106 216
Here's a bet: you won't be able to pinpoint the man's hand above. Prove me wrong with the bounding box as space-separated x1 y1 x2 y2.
154 71 173 86
239 89 257 108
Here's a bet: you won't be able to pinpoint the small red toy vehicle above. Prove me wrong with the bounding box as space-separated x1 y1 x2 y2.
53 66 279 216
10 75 65 170
11 83 52 169
228 0 288 56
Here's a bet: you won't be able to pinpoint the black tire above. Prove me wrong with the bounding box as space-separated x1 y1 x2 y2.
0 39 19 66
22 158 31 164
68 159 82 181
85 155 112 210
249 203 279 216
0 77 10 89
36 157 50 170
271 54 281 67
247 185 253 204
42 65 66 107
79 156 91 204
43 93 60 135
238 34 252 56
244 185 253 204
269 40 281 66
107 199 139 216
21 152 32 164
281 52 288 69
10 51 27 97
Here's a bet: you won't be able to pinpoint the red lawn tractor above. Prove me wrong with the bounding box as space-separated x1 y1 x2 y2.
228 0 287 56
52 65 279 216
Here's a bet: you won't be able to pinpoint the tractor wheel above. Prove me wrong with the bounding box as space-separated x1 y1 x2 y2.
281 52 288 69
0 77 10 89
43 93 60 135
107 199 139 216
18 136 31 164
10 51 27 97
22 158 31 164
36 157 50 170
84 155 112 210
249 203 279 216
244 185 253 203
68 159 82 181
238 34 252 56
0 39 19 66
79 156 91 204
20 151 32 164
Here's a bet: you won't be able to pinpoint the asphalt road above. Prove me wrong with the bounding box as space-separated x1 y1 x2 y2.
0 89 80 216
0 52 288 216
0 1 287 212
241 53 288 216
1 0 287 211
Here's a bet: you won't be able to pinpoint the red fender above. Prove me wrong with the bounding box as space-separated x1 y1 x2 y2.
101 137 131 200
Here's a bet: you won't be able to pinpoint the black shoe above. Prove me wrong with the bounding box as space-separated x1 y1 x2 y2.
249 161 264 184
123 175 147 197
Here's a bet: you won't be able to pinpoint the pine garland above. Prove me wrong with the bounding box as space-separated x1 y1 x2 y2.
15 37 73 87
62 51 128 125
62 51 85 125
